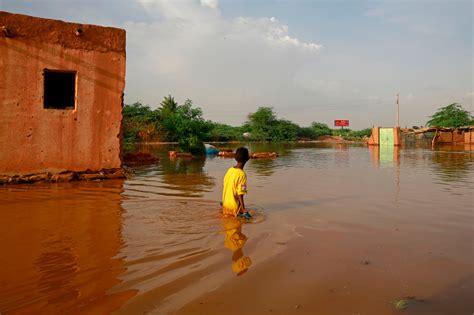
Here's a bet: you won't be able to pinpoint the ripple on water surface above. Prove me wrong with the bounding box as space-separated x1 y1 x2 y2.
109 198 267 314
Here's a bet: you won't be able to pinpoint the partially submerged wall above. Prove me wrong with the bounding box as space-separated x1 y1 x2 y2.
393 127 401 146
0 11 126 177
368 127 380 145
404 127 474 146
367 127 401 146
465 130 474 144
437 130 465 143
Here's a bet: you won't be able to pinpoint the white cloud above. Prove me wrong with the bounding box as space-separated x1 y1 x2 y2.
1 0 471 129
230 16 322 52
200 0 218 9
125 0 323 124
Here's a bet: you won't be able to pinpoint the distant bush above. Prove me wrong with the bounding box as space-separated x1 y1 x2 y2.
311 122 333 138
122 97 399 146
246 106 277 141
245 107 299 141
350 128 372 138
205 123 242 142
122 102 160 143
270 119 299 141
162 99 210 155
297 127 317 140
330 127 372 140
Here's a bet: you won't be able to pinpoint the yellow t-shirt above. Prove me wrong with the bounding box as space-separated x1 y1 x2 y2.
222 167 247 216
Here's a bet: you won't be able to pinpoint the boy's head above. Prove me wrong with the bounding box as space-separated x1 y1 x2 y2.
235 147 249 164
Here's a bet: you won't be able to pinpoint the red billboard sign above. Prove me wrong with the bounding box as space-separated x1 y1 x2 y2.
334 120 349 127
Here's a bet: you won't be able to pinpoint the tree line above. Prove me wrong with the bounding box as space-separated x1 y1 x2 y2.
122 95 371 152
123 95 472 154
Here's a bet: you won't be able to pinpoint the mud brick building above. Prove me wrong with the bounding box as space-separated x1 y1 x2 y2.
0 11 126 181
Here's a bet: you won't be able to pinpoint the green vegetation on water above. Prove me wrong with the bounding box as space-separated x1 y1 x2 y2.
123 96 472 153
123 96 210 154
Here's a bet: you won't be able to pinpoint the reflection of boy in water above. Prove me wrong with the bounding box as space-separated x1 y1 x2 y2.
222 147 251 218
223 217 252 275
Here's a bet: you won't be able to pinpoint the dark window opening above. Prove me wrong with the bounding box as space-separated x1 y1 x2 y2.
43 70 76 109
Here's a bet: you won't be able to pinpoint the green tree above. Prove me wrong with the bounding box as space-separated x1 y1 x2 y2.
247 106 278 140
122 102 160 143
158 95 178 119
206 122 242 141
162 99 210 155
271 119 299 141
297 127 316 140
310 122 332 138
427 103 473 127
157 95 180 141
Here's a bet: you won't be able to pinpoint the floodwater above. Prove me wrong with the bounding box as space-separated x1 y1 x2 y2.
1 143 473 315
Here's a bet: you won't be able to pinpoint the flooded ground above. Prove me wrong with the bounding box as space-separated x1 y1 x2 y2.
1 143 473 314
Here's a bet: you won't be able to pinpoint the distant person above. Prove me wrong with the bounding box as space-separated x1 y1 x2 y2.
222 147 252 219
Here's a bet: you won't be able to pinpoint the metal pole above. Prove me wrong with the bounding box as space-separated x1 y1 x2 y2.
396 93 400 127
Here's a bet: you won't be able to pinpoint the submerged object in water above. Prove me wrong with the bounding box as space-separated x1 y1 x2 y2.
391 296 425 310
123 152 159 165
168 151 193 159
205 144 220 155
250 152 279 159
218 151 235 158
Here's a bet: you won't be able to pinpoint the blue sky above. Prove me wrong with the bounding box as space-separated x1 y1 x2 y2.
1 0 472 128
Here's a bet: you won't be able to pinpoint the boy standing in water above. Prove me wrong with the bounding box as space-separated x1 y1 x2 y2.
222 147 252 219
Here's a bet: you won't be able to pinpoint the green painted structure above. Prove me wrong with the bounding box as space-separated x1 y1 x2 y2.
368 127 401 146
379 128 395 146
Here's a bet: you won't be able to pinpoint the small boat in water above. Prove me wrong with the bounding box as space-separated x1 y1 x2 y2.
205 144 220 155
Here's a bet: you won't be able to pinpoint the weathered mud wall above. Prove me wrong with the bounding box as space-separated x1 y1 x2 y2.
464 131 473 144
453 130 465 143
436 131 450 143
393 127 401 146
367 127 401 145
0 11 126 176
437 130 465 143
367 127 380 145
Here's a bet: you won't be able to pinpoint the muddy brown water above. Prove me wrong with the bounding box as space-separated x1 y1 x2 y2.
1 143 473 315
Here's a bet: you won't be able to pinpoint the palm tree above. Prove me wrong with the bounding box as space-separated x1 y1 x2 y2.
159 95 178 119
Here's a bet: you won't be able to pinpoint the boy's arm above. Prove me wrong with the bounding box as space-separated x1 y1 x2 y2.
238 194 246 213
237 173 247 214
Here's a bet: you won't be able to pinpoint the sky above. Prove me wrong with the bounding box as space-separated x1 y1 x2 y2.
1 0 472 129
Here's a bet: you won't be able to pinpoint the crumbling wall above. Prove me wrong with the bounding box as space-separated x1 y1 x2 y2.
0 11 126 176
